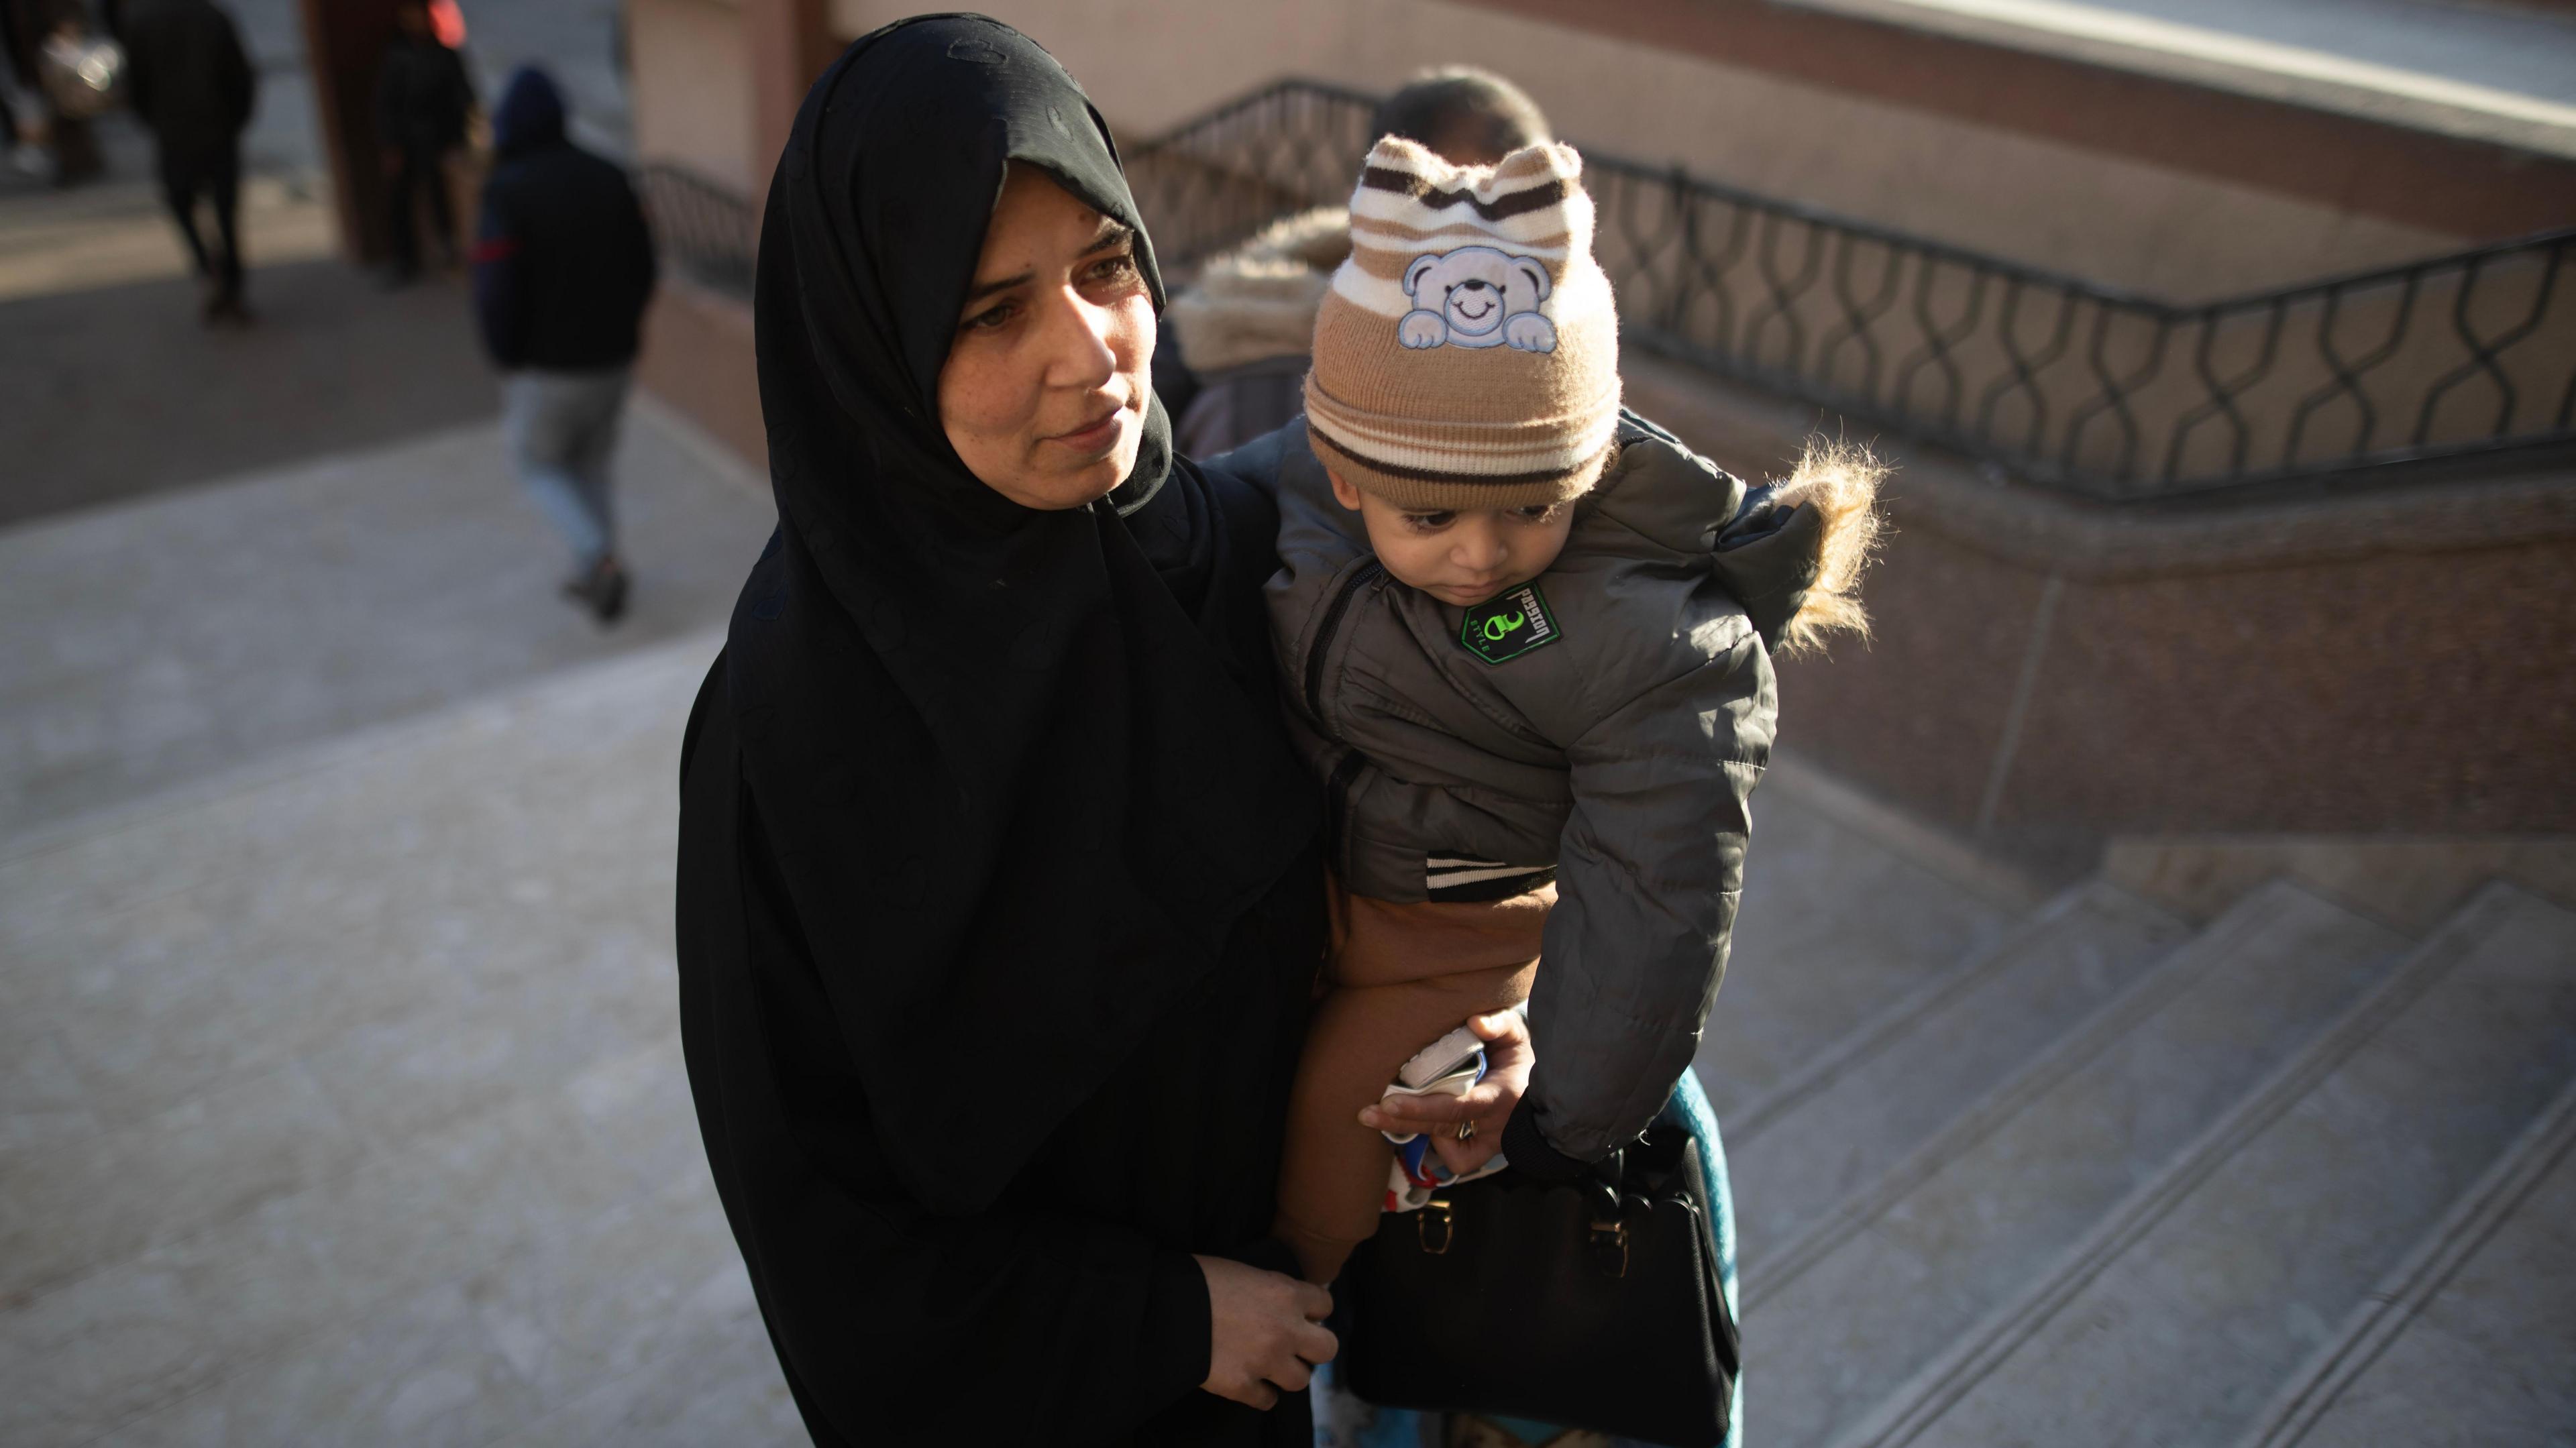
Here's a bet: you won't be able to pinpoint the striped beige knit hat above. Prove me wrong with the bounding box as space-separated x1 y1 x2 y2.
1303 136 1620 511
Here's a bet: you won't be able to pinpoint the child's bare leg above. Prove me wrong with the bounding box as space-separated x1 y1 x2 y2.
1273 958 1534 1284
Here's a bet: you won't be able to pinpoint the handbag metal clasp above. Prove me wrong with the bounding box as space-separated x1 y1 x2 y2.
1588 1217 1629 1278
1418 1199 1454 1255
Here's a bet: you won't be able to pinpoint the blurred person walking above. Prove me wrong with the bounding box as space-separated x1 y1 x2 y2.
1161 66 1552 455
374 0 472 285
471 65 655 624
0 8 42 177
120 0 255 325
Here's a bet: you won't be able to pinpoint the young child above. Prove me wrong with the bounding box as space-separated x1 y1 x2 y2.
1236 137 1879 1283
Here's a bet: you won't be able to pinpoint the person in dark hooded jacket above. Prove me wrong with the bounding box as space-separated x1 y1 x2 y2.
119 0 256 323
374 0 473 283
472 64 655 622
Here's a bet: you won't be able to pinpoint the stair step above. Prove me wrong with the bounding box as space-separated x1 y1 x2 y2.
2237 1074 2576 1448
1729 882 2188 1263
1693 793 2019 1119
0 628 773 1439
1834 883 2576 1448
1746 882 2402 1448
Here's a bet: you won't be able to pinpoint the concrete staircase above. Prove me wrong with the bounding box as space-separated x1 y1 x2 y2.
5 404 2568 1445
1703 815 2576 1447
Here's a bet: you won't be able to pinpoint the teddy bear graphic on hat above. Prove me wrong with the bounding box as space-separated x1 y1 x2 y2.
1398 246 1557 353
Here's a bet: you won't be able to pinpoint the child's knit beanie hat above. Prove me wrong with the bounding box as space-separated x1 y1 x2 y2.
1303 136 1621 511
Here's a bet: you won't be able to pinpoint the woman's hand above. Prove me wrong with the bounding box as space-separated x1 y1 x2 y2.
1194 1254 1337 1410
1356 1009 1532 1176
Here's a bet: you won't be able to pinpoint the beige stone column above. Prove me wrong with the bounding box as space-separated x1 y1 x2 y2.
743 0 833 205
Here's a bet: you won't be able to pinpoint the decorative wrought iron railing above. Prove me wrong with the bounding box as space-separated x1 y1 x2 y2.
640 163 758 300
645 80 2576 499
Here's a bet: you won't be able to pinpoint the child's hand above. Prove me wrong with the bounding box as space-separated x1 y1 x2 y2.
1357 1009 1530 1176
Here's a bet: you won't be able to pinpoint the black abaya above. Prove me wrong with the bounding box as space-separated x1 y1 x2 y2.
674 15 1324 1445
678 635 1322 1445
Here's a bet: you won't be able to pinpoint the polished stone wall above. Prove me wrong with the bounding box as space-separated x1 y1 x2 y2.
1627 354 2576 875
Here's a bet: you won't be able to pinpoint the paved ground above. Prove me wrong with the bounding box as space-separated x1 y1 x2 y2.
0 257 504 526
0 630 801 1448
0 412 775 834
0 311 782 1448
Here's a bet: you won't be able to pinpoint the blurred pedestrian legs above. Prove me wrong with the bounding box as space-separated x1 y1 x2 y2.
504 368 632 620
157 146 241 315
474 66 656 624
120 0 256 323
384 138 453 277
375 0 474 284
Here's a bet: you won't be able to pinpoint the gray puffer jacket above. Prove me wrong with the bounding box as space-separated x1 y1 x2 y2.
1207 412 1837 1174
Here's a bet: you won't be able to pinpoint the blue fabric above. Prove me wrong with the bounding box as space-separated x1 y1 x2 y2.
1670 1069 1744 1448
502 368 630 566
490 66 565 158
1314 1074 1744 1447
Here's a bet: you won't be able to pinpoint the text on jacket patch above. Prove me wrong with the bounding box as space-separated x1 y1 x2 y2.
1459 582 1564 664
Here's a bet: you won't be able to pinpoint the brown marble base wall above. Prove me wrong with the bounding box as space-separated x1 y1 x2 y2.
637 278 765 476
1624 356 2576 878
1780 515 2576 874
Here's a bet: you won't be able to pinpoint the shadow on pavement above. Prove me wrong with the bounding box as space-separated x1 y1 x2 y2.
0 258 500 528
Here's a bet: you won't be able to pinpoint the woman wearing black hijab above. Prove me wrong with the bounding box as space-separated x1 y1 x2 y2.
674 14 1358 1445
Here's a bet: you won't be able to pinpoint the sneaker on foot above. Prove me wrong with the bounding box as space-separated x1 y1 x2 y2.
561 557 629 626
594 559 629 624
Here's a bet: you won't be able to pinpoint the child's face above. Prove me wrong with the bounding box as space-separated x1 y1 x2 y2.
1328 469 1576 608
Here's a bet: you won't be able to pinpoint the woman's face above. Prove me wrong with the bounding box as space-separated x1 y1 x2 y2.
939 164 1156 510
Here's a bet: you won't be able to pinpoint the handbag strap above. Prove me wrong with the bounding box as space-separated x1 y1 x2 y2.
1583 1148 1629 1278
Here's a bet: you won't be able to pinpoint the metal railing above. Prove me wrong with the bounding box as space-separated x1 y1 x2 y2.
640 163 758 300
644 80 2576 499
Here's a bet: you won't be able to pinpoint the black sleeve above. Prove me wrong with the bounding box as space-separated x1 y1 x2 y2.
675 666 1218 1445
1526 632 1766 1166
1502 1097 1592 1183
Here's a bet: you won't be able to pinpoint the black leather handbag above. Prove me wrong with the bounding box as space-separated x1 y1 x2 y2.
1334 1120 1739 1447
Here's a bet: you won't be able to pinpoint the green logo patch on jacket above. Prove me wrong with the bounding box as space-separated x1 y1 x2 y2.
1459 582 1563 665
